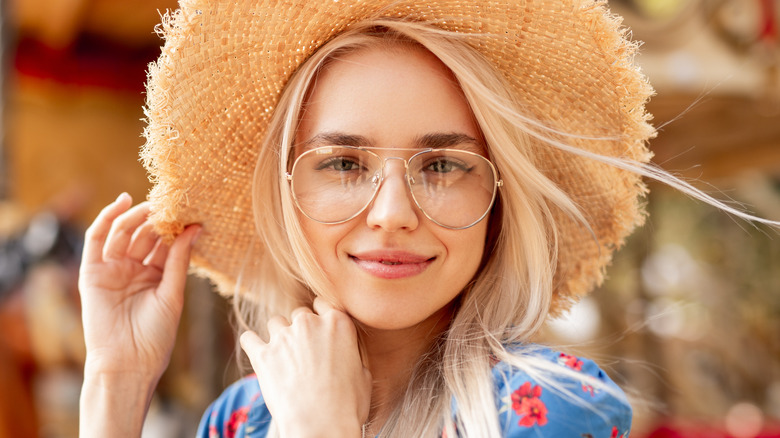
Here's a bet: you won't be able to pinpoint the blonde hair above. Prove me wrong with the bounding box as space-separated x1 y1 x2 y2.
241 19 777 437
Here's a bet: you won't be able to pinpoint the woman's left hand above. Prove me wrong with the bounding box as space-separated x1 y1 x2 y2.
240 297 371 438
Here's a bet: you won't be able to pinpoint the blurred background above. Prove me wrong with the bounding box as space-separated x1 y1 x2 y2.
0 0 777 437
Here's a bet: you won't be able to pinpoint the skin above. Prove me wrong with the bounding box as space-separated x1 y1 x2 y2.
78 44 490 438
295 45 489 332
78 193 201 437
242 45 490 435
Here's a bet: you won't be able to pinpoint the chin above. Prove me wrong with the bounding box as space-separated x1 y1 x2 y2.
350 313 423 332
348 302 454 333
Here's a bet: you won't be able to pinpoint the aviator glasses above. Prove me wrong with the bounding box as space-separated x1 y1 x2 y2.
286 146 503 229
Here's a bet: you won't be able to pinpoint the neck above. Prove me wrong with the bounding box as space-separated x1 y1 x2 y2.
355 303 453 434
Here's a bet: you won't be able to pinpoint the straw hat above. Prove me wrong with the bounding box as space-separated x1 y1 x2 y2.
141 0 655 315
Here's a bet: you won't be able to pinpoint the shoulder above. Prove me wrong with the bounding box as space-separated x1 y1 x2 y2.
491 345 631 437
196 374 272 438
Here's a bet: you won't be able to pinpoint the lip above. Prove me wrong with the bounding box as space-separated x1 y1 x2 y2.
349 250 435 279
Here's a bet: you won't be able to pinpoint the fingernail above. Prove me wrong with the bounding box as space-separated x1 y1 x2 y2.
115 192 129 203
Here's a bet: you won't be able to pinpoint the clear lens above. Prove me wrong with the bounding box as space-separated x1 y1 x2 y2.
290 147 381 223
408 150 497 229
289 146 498 228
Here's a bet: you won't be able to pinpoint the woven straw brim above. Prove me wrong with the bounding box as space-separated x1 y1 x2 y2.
141 0 655 315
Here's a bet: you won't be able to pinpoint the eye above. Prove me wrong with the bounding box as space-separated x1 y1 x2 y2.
424 157 471 173
316 157 364 172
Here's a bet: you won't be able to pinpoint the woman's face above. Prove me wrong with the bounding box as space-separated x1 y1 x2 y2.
294 44 489 331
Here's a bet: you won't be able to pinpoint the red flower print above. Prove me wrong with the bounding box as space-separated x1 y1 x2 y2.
559 353 584 371
510 382 548 428
517 397 548 427
611 426 621 438
582 383 595 396
225 405 250 438
511 382 542 412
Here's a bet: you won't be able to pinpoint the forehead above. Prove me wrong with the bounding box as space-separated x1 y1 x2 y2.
295 43 483 153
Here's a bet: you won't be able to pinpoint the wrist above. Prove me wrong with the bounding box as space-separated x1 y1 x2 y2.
82 367 160 395
79 366 160 438
83 364 161 385
277 417 363 438
83 352 167 383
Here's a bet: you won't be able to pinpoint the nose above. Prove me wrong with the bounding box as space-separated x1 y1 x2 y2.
365 158 420 232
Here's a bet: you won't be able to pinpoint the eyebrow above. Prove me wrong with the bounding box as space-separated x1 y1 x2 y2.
299 131 482 151
301 132 374 149
413 133 482 151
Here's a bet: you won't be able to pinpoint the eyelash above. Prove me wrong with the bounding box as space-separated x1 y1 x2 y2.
316 157 364 171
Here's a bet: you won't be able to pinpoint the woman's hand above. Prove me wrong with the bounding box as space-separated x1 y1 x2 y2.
78 193 200 437
78 193 200 379
240 297 372 438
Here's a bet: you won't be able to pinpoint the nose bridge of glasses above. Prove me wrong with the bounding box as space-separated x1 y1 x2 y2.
370 155 418 208
378 155 411 182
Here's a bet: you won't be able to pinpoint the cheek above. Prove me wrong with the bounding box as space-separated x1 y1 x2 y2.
294 215 355 302
440 223 489 276
298 217 344 270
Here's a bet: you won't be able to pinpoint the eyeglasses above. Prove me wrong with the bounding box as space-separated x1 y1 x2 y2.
286 146 503 230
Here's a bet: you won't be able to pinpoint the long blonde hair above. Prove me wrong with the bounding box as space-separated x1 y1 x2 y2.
242 19 776 437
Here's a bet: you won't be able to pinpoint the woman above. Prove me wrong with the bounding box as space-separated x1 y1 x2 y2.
77 1 774 437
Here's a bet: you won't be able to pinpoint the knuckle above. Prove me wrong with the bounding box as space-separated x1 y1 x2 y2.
295 312 316 325
268 315 287 326
289 307 309 320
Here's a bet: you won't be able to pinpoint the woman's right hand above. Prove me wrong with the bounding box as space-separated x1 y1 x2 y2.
240 298 372 438
78 193 201 380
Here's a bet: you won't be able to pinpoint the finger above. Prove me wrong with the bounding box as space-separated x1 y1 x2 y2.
102 201 152 260
290 306 314 321
126 220 160 261
156 224 201 308
312 296 339 315
82 193 133 265
266 315 290 337
239 331 266 368
145 238 170 270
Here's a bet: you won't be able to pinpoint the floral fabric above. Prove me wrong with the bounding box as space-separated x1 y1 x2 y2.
196 345 631 437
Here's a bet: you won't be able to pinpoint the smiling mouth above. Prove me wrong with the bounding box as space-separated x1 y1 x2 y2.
349 254 435 279
348 255 435 264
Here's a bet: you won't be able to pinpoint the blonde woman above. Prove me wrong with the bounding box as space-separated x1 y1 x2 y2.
77 1 778 437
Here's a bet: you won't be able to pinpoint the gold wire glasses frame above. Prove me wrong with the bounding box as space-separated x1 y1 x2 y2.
285 146 503 230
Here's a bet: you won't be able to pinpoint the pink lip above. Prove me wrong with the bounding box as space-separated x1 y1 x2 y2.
350 250 434 279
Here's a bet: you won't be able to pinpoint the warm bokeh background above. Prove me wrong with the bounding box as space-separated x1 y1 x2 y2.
0 0 778 437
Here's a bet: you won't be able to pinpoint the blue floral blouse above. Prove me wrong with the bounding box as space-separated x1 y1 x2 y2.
196 346 632 437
